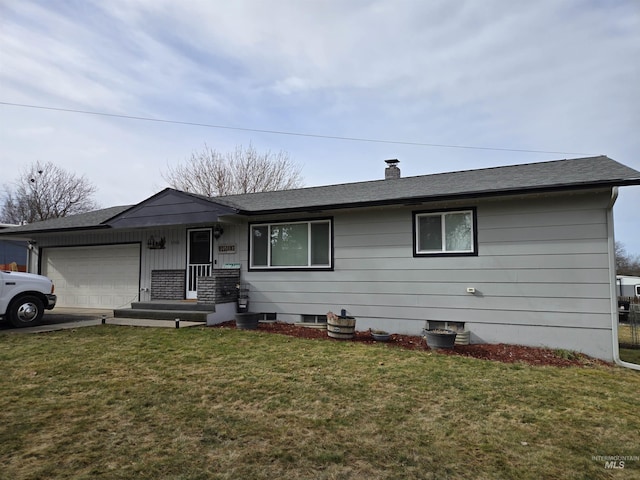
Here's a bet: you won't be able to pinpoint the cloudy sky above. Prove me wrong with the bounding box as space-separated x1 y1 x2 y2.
1 1 639 252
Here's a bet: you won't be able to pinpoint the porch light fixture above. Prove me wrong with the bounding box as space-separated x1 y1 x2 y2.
213 224 224 239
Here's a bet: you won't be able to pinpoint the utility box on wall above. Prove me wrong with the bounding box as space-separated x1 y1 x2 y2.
237 283 249 312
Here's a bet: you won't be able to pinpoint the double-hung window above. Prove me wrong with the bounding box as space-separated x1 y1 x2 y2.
414 208 477 256
250 219 332 270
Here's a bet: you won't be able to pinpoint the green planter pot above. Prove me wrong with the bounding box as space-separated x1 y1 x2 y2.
455 330 471 345
371 331 391 342
424 329 457 349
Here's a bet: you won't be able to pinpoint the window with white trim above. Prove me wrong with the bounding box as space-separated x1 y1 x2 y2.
414 209 477 256
250 219 332 269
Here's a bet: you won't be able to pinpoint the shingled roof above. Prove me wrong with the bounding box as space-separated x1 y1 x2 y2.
2 155 639 234
212 155 640 213
0 205 131 234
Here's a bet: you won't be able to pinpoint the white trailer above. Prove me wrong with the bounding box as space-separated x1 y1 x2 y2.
616 275 640 298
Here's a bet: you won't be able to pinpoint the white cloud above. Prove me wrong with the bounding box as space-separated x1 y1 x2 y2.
1 0 639 250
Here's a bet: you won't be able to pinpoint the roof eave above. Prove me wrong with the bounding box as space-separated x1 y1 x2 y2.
0 224 113 237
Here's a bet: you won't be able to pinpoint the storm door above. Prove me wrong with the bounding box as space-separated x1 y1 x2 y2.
186 228 212 299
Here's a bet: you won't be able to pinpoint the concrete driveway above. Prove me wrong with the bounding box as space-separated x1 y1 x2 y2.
0 307 203 333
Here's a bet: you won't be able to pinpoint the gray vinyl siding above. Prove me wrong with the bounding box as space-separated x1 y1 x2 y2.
243 189 615 359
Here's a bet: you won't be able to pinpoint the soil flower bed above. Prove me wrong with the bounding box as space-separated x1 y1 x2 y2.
213 321 609 368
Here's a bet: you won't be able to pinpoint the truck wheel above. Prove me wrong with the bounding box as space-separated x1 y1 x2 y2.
8 295 45 328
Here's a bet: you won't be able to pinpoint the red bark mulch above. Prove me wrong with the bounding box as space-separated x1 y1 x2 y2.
213 321 610 368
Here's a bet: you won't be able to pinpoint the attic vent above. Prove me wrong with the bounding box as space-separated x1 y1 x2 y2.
385 159 400 179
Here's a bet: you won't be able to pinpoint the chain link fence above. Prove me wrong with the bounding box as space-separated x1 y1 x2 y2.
619 297 640 348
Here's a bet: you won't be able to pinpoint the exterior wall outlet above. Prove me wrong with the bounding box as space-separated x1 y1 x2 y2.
466 287 476 294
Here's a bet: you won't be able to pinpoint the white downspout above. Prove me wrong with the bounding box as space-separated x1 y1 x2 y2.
607 187 640 370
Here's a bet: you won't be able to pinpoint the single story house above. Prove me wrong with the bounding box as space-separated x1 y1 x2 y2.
2 155 639 361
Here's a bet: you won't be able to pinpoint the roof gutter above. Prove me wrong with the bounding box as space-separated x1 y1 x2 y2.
0 224 112 237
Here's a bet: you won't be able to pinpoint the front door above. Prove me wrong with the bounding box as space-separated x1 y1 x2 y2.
186 228 212 299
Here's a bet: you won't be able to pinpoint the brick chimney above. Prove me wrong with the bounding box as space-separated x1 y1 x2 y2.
384 159 400 179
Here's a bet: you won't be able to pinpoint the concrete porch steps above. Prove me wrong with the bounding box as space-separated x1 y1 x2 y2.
131 301 216 311
113 301 216 323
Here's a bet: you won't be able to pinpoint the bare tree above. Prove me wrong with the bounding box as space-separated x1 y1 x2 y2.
1 161 98 224
616 241 640 276
162 143 304 196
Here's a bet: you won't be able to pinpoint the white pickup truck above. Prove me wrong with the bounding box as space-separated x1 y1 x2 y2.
0 271 57 327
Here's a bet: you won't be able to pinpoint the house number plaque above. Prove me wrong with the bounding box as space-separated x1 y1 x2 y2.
218 244 236 254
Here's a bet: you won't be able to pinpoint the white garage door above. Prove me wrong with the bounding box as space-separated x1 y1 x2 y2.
43 244 140 308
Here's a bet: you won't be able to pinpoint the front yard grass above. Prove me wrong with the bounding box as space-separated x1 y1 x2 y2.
1 326 639 480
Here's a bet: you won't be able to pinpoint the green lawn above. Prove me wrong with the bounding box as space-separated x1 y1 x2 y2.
1 326 639 480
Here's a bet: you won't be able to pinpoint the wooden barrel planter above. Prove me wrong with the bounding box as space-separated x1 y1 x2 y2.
235 312 260 330
327 315 356 340
424 329 457 349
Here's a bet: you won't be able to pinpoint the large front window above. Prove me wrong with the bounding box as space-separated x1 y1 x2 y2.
414 209 477 256
250 219 332 269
